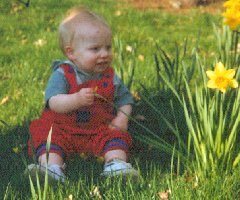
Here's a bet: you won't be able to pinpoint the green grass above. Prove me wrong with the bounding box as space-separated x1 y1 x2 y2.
0 0 222 125
1 0 239 199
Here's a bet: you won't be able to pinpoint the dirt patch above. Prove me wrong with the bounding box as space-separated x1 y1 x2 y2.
125 0 173 10
124 0 224 13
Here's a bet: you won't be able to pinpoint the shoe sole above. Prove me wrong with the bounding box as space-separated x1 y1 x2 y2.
100 170 139 182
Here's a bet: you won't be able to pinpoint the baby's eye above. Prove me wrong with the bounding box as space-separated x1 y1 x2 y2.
90 47 100 51
106 45 112 51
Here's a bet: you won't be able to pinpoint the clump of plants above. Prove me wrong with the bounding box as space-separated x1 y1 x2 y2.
131 0 240 180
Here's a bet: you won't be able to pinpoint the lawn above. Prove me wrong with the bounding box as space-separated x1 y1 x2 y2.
0 0 240 199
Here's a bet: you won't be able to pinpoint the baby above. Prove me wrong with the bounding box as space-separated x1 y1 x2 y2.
26 7 138 182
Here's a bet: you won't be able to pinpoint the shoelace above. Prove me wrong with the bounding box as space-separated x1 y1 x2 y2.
104 161 132 169
39 164 66 179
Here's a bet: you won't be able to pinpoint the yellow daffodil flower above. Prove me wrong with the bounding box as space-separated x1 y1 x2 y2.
223 9 240 30
223 0 240 8
206 62 238 93
223 0 240 30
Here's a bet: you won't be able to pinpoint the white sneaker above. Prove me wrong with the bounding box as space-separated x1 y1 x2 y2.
25 163 66 183
100 159 139 180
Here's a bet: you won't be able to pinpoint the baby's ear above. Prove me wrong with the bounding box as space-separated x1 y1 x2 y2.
65 46 75 60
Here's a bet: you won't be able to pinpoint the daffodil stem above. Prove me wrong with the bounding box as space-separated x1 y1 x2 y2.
230 31 235 66
233 30 239 66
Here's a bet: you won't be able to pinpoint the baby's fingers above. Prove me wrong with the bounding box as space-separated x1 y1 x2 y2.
85 88 94 94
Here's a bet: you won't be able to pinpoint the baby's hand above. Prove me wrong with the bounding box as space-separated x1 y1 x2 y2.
109 117 129 132
76 88 95 107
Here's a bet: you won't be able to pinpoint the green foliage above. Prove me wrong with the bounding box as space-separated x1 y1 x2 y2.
0 0 239 199
136 26 240 179
183 74 240 177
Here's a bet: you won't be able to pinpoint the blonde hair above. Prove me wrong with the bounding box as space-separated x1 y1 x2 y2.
59 7 110 54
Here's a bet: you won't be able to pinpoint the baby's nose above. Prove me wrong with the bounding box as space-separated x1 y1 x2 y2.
100 48 110 57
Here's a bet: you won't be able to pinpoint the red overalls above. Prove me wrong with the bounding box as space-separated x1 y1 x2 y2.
28 64 132 159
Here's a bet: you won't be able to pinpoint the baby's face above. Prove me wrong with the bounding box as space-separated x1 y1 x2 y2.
70 24 113 74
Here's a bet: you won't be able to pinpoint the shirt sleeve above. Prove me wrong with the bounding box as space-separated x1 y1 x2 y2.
113 74 134 109
44 69 69 105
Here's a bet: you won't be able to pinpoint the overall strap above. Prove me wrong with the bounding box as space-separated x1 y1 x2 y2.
101 67 114 84
59 64 78 93
104 67 114 78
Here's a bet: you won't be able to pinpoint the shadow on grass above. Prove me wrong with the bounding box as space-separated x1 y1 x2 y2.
129 90 188 170
0 122 168 198
0 91 186 198
0 122 31 198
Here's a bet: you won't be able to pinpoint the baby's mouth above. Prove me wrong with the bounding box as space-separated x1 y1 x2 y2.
97 62 109 68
